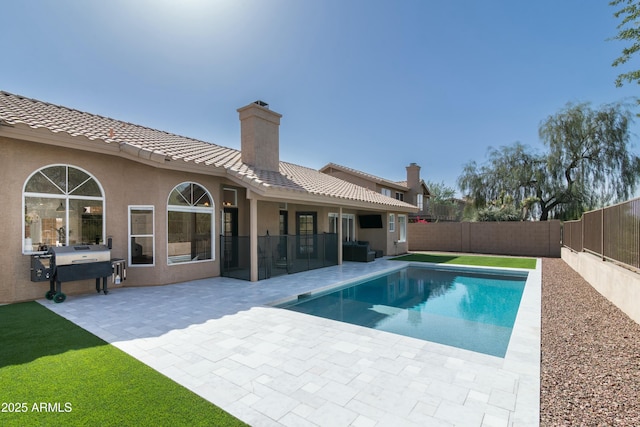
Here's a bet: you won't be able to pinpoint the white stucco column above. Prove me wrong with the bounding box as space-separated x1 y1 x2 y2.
249 193 258 282
338 206 343 265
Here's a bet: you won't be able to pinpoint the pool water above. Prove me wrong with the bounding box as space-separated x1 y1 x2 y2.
277 266 528 357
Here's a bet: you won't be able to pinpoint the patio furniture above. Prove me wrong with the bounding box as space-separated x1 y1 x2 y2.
342 241 376 262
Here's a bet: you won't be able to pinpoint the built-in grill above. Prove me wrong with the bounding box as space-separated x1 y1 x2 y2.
31 244 113 303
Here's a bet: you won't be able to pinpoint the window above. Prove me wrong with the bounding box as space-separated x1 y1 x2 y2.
417 194 424 211
329 213 338 234
381 188 391 197
280 210 289 235
222 187 237 207
329 213 355 241
342 214 355 242
389 213 395 232
129 206 154 266
395 192 404 201
398 215 407 242
23 165 104 253
167 182 214 264
296 212 317 255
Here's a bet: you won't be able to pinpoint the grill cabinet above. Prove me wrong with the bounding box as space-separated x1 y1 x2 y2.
40 245 112 303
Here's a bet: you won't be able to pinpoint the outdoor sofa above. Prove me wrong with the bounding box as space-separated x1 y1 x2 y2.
342 241 376 262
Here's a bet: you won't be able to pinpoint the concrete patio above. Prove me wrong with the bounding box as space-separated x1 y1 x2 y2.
39 258 541 426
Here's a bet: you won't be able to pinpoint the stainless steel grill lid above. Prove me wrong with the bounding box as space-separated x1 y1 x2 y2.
48 245 111 266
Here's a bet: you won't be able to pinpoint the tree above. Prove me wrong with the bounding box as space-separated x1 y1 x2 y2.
424 181 460 221
475 193 522 222
458 102 640 221
425 180 456 203
458 142 544 209
610 0 640 87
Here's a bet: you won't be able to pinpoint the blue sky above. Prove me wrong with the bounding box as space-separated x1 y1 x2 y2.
2 1 638 194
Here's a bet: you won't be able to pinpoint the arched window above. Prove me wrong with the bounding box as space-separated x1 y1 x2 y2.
23 165 105 253
167 182 214 264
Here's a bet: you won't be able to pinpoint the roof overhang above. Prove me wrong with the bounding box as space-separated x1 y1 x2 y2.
0 124 229 177
232 177 419 213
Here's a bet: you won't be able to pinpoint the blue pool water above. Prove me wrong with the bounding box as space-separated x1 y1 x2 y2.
277 266 528 357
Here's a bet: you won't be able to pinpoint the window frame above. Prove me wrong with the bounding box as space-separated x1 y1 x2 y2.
222 187 237 207
398 214 407 242
328 213 339 234
389 213 396 233
167 182 215 265
296 211 317 256
342 213 355 242
129 205 155 267
329 212 355 242
22 164 105 254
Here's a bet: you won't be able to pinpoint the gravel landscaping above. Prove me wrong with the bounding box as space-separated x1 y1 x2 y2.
541 258 640 426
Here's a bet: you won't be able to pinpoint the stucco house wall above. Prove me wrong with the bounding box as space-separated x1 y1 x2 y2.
1 136 230 303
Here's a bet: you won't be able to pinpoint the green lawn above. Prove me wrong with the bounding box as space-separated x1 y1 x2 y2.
391 253 537 269
0 302 247 427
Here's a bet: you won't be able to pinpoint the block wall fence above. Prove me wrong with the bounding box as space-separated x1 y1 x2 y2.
407 220 561 258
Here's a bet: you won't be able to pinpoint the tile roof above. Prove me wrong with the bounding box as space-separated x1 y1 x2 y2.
321 162 409 190
321 163 430 196
0 91 417 210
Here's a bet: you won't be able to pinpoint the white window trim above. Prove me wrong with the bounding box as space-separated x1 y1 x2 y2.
417 194 424 211
22 164 105 254
129 205 155 267
167 182 215 265
381 188 392 197
329 212 356 241
342 213 355 242
389 213 395 233
222 187 237 207
328 212 338 234
398 214 407 242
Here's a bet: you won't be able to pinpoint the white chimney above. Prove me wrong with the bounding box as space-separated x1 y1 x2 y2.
237 100 282 172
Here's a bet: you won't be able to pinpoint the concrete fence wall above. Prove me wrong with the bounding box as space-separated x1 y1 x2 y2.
408 220 561 257
562 247 640 324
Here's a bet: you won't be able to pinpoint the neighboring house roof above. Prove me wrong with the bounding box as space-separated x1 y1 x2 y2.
0 91 417 211
321 162 431 196
320 162 408 191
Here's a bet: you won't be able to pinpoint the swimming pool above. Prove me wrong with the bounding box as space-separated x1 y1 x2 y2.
276 265 528 357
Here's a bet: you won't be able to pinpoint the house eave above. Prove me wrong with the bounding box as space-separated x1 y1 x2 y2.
230 178 419 212
0 124 228 177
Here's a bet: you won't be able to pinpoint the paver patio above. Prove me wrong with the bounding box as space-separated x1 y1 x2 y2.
40 258 541 426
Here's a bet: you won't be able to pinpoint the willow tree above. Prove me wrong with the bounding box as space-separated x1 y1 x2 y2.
610 0 640 88
458 102 640 220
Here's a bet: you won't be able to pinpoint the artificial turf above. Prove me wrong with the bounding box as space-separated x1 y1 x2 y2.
390 253 537 269
0 302 247 427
